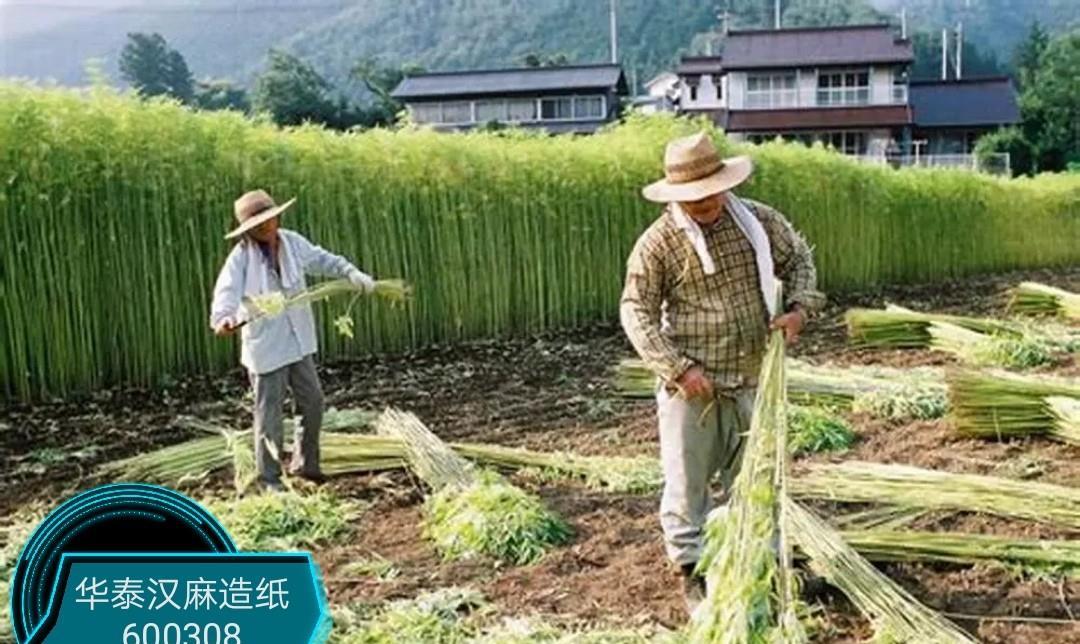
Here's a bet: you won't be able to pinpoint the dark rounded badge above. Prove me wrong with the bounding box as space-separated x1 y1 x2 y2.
9 483 236 643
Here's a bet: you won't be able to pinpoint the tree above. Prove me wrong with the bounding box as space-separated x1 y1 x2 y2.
118 33 194 103
1012 21 1050 91
973 126 1035 176
782 0 883 28
909 31 1003 81
349 56 424 126
519 52 570 68
1021 30 1080 170
253 49 337 126
193 79 250 113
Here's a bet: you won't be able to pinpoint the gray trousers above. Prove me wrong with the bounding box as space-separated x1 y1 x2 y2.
249 355 324 486
657 383 755 565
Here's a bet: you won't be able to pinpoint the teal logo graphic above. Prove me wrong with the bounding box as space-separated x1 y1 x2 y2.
9 484 330 644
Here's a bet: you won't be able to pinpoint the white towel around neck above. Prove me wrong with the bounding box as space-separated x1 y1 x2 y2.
239 236 305 318
671 193 779 317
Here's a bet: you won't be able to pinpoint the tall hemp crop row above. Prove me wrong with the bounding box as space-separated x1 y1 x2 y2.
2 83 1080 400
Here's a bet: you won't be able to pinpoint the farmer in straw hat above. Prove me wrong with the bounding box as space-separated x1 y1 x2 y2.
210 189 377 492
620 132 824 613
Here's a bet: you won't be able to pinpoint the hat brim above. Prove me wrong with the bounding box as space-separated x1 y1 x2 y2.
641 156 753 203
224 198 296 240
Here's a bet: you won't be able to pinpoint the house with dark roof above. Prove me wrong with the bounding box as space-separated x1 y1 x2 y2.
910 77 1020 155
674 24 1020 170
678 25 914 156
390 64 629 134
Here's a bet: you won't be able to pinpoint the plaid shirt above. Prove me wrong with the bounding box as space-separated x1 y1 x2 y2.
620 197 825 391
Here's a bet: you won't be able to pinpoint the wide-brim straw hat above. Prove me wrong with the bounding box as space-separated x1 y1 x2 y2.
642 132 753 203
225 189 296 240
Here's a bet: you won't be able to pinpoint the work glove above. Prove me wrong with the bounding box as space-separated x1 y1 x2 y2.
348 269 376 294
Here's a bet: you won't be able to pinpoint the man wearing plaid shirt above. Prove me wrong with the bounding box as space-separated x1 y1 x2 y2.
620 132 824 612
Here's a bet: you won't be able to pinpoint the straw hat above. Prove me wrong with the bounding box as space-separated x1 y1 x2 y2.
225 190 296 240
642 132 753 203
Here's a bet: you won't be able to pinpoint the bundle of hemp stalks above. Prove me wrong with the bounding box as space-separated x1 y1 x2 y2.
1008 282 1080 321
845 305 1054 369
375 408 570 565
96 409 377 490
785 498 975 643
948 370 1080 444
690 331 806 642
96 413 662 494
837 529 1080 573
616 358 947 421
244 278 412 320
786 359 947 420
791 461 1080 530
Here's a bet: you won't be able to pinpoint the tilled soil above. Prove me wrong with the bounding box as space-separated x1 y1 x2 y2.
3 266 1080 642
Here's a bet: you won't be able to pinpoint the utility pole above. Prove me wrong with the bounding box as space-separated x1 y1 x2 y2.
610 0 618 64
712 6 731 56
955 21 963 80
775 0 781 29
900 7 907 39
941 28 949 80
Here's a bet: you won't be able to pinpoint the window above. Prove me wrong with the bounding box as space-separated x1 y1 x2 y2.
745 73 797 109
574 96 604 119
820 131 867 155
411 103 441 124
892 70 908 104
817 69 870 106
475 100 508 123
507 99 537 122
689 85 699 101
747 131 868 155
441 101 472 124
712 75 723 100
541 97 573 120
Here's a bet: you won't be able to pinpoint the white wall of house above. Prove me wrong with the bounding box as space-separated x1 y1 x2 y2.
870 66 892 105
704 66 906 110
645 72 679 99
866 128 895 156
727 73 746 109
796 70 816 109
680 74 725 110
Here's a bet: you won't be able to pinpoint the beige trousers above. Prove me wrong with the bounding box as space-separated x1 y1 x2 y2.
656 384 755 565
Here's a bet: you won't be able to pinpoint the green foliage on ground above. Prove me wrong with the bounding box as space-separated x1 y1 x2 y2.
788 405 856 456
206 489 361 551
424 471 572 565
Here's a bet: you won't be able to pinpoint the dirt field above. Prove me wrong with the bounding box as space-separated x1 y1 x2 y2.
3 266 1080 642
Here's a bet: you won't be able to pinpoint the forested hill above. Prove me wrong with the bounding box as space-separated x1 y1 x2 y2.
2 0 1077 90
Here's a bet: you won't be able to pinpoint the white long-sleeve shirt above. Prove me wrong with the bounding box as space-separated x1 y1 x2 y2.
209 229 367 375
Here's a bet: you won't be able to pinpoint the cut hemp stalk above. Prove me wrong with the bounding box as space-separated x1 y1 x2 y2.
244 277 412 338
791 460 1080 530
785 498 975 643
1008 282 1080 321
617 358 948 421
94 412 660 493
948 370 1080 444
791 360 947 421
375 408 570 565
690 329 806 642
846 305 1054 369
838 529 1080 574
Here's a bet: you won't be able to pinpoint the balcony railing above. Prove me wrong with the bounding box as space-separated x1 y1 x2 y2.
737 85 909 110
856 153 1011 175
816 87 870 106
